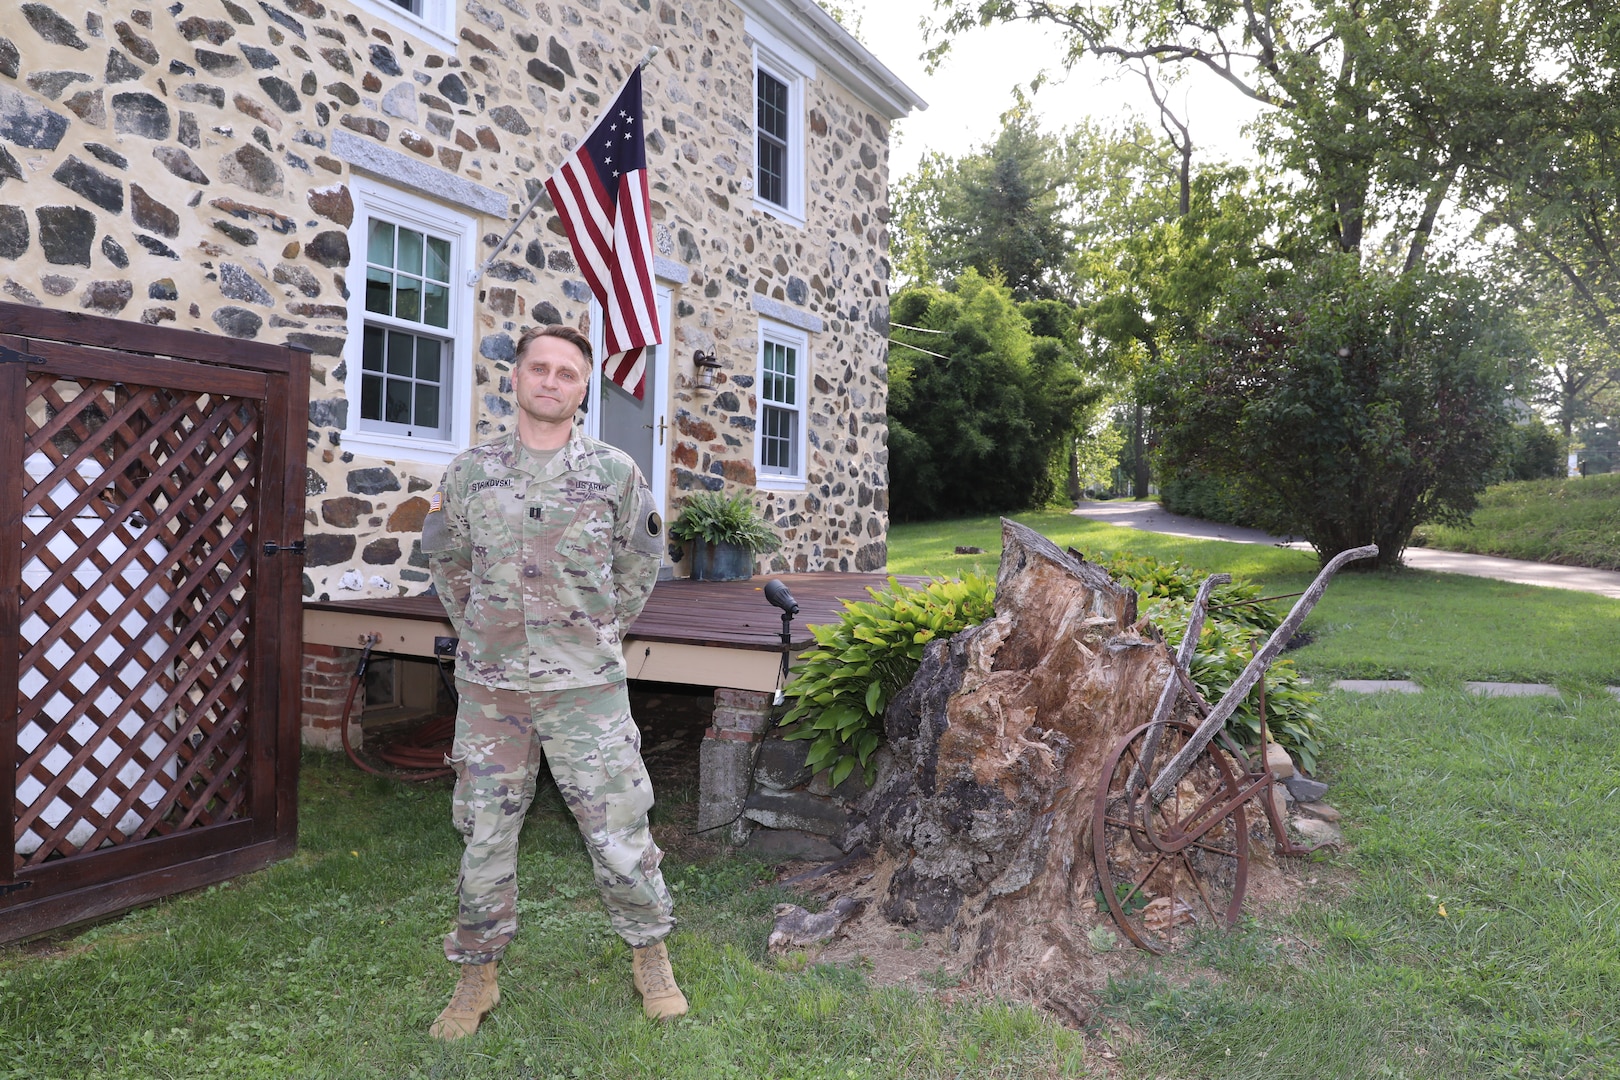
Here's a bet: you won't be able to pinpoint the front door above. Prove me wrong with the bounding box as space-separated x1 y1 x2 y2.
587 287 671 545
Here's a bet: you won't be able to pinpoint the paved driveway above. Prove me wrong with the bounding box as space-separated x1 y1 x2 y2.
1071 500 1620 600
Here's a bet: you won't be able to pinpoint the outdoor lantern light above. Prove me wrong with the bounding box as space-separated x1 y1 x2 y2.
693 349 722 392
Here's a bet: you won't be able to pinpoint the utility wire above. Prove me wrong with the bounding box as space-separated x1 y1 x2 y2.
887 338 954 362
891 321 947 335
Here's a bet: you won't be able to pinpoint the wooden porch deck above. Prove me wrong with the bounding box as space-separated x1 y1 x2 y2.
303 573 923 691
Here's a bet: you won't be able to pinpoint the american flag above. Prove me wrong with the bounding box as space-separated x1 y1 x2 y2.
544 66 661 399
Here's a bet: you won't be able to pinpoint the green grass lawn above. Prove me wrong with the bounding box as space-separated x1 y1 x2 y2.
4 512 1619 1079
1410 472 1620 570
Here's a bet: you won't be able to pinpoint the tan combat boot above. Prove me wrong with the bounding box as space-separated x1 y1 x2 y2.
430 961 500 1040
631 940 688 1020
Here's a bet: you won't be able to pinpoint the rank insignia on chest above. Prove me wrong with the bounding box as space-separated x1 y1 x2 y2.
528 507 543 521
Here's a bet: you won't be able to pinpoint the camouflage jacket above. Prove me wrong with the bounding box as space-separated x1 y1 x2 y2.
422 426 663 691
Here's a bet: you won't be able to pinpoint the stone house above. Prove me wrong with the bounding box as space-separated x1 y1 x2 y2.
0 0 924 600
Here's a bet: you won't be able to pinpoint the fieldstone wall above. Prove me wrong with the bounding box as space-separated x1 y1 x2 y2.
0 0 895 601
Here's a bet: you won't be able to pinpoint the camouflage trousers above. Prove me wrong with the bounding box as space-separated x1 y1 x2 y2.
443 677 675 964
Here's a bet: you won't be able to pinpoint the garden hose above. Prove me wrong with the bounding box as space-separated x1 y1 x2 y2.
339 634 456 781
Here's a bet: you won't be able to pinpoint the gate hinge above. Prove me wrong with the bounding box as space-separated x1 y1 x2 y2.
0 344 46 366
0 880 34 897
263 540 308 557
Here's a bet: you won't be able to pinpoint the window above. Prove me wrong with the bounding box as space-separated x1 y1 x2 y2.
344 179 475 465
755 321 809 487
361 220 452 438
756 68 790 209
747 25 811 227
343 0 454 51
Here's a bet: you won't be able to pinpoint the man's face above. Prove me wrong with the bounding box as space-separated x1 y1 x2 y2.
512 336 590 427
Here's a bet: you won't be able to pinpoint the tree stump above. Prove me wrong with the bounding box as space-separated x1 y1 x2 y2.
847 518 1184 988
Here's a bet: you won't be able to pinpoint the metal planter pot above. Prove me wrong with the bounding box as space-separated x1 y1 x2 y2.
689 540 755 581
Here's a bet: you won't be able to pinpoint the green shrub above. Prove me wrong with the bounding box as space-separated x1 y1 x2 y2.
779 575 996 786
1158 470 1261 528
1092 549 1322 769
1144 596 1323 771
781 551 1325 786
1499 419 1566 482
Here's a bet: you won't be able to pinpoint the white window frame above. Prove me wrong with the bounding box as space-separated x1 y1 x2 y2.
753 319 810 491
342 177 476 467
746 18 813 228
342 0 455 53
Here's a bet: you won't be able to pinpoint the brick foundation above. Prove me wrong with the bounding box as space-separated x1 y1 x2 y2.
301 642 363 751
698 688 776 843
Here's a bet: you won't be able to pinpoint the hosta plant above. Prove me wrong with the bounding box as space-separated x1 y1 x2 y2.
779 575 996 787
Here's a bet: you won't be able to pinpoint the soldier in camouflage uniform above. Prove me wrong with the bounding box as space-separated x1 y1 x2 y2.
420 324 685 1038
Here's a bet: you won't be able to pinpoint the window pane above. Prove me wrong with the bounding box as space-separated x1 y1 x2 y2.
425 237 450 282
361 372 383 420
385 377 412 424
758 138 784 208
365 267 393 316
398 227 424 275
423 281 449 328
395 275 422 322
415 383 440 427
762 405 795 472
416 337 442 383
387 330 414 376
362 326 385 370
757 71 788 140
367 220 394 266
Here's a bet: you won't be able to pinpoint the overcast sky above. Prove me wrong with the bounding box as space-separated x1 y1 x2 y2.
850 1 1268 182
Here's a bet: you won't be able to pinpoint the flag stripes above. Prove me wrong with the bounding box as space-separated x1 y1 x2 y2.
543 66 661 399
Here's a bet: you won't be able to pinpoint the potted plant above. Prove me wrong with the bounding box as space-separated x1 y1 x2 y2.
669 489 781 581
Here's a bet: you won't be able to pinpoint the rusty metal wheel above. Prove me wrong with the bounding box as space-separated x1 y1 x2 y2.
1091 720 1250 953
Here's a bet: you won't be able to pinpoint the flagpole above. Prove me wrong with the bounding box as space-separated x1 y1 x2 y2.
466 47 663 287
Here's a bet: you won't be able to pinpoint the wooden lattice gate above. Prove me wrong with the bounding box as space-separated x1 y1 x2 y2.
1 303 308 943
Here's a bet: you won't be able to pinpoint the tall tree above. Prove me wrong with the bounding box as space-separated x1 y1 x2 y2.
932 0 1539 271
892 112 1077 299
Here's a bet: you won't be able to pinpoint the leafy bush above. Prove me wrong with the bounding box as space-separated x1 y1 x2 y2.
779 575 996 786
887 272 1102 521
1158 469 1262 528
1150 256 1518 567
780 551 1324 785
1092 549 1323 769
1500 419 1566 482
668 490 781 553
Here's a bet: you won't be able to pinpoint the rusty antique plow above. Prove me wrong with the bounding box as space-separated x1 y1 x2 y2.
1091 545 1378 953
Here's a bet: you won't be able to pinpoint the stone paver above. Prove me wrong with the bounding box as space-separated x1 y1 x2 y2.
1464 682 1561 698
1333 679 1423 694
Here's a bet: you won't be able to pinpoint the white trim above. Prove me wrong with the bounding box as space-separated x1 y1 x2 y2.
341 177 477 467
741 14 817 83
750 39 807 228
733 0 927 120
341 0 456 54
753 318 810 489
